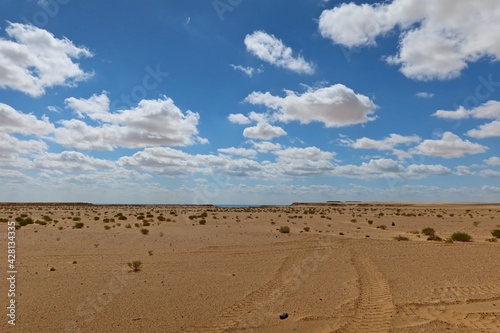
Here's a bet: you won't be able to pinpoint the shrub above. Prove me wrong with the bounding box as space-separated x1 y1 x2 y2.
72 217 81 221
128 261 142 272
303 226 310 232
394 235 410 241
486 238 497 242
74 222 85 229
104 225 111 230
491 229 500 238
377 225 387 230
94 216 100 221
367 220 373 224
450 232 472 242
43 215 52 221
279 226 290 234
199 219 206 225
427 234 442 241
140 228 149 235
118 215 127 220
422 227 436 236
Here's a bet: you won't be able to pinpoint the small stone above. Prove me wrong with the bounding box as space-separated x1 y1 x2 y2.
49 267 56 271
391 222 396 226
279 312 288 320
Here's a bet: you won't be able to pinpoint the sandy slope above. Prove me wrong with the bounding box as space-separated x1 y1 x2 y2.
0 203 499 332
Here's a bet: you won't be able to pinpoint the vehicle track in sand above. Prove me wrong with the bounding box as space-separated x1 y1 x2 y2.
330 248 395 333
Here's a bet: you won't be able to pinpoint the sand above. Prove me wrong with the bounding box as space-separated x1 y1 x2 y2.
1 202 499 332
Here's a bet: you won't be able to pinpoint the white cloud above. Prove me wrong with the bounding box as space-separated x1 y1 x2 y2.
275 146 335 161
55 95 204 150
407 164 452 176
33 151 114 173
318 1 500 80
229 64 263 77
228 113 250 125
484 157 500 166
478 170 500 178
244 31 314 74
249 141 282 152
467 120 500 138
344 133 421 159
0 133 47 155
218 147 257 157
245 84 376 127
433 100 500 120
243 122 287 140
0 22 93 96
412 132 487 158
0 102 54 135
415 92 434 98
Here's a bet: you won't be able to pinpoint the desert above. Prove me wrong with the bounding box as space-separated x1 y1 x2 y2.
1 202 500 333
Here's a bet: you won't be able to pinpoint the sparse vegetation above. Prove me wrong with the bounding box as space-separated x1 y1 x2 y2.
140 228 149 235
199 219 206 225
279 226 290 234
450 232 472 242
73 222 85 229
128 260 142 272
303 226 310 232
394 235 410 241
491 229 500 238
422 227 436 236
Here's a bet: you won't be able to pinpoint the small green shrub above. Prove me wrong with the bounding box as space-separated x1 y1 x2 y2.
72 217 81 221
104 225 111 230
303 226 310 232
486 238 497 242
199 219 206 225
427 234 442 241
42 215 52 221
491 229 500 238
128 261 142 272
422 227 435 236
279 226 290 234
394 235 410 241
118 215 127 220
140 228 149 235
450 232 472 242
377 225 387 230
74 222 85 229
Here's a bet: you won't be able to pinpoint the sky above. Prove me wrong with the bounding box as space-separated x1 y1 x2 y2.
0 0 499 204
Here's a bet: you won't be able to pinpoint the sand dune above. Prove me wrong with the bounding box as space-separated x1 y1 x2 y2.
1 203 499 332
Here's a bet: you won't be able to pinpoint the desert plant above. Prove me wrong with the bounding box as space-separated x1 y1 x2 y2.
128 261 142 272
73 222 85 229
377 225 387 230
140 228 149 235
394 235 410 241
486 238 498 242
450 232 472 242
72 217 81 221
422 227 436 236
199 219 206 225
491 229 500 238
279 226 290 234
427 234 442 241
104 225 111 230
303 226 310 232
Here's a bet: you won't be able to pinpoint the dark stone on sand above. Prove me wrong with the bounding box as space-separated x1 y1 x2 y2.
279 312 288 320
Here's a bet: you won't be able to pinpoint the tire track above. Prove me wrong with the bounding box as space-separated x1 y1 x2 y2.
333 250 395 333
184 237 325 332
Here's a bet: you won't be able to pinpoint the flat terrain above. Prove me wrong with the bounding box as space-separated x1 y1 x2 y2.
1 202 500 332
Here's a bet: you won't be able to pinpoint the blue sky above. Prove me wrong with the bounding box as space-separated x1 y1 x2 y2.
0 0 499 204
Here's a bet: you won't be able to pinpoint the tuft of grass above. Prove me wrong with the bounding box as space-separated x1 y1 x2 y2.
303 226 310 232
72 217 81 221
377 225 387 230
491 229 500 238
473 221 480 227
427 234 443 241
421 227 436 236
279 226 290 234
394 235 410 241
486 238 497 242
140 228 149 235
199 219 206 225
73 222 85 229
104 225 111 230
450 232 472 242
128 260 142 272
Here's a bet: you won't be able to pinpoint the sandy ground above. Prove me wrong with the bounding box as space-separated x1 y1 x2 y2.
1 202 500 333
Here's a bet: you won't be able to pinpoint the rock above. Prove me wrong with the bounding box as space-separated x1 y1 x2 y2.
391 222 396 226
279 312 288 320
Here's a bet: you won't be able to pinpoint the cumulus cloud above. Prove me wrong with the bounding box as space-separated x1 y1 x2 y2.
55 94 205 150
433 100 500 120
218 147 257 157
0 133 47 155
0 22 93 96
467 121 500 138
343 133 421 159
33 151 114 173
412 132 487 158
484 157 500 166
318 1 500 80
0 102 54 135
244 31 314 74
228 113 250 125
250 141 282 152
245 84 376 127
243 122 287 140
